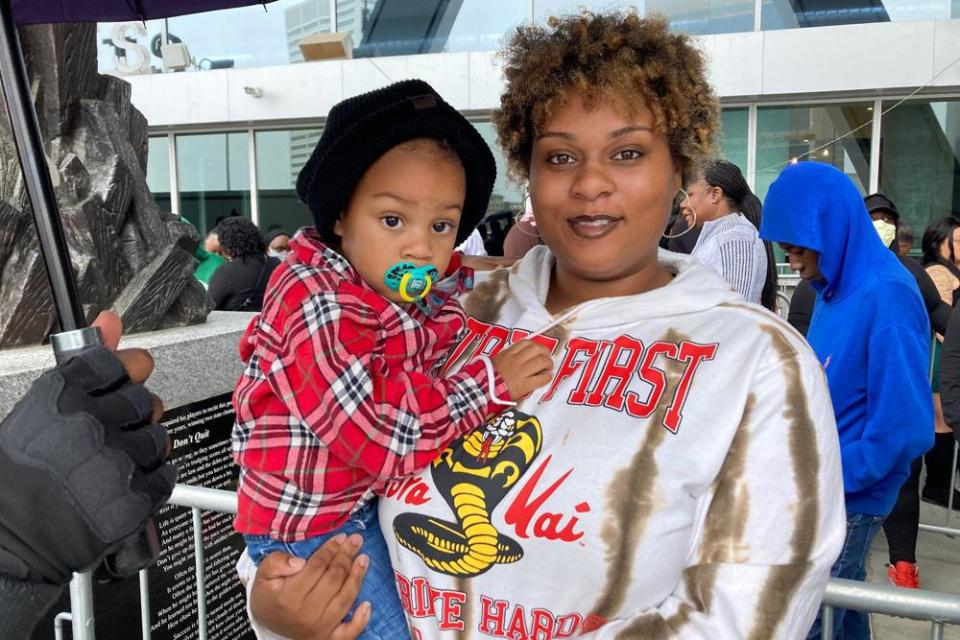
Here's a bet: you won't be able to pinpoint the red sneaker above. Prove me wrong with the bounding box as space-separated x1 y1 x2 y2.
886 561 919 589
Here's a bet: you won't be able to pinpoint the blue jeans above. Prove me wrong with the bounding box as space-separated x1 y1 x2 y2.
245 500 407 640
807 512 886 640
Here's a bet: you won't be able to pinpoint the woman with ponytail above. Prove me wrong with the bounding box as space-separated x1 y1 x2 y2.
680 159 778 310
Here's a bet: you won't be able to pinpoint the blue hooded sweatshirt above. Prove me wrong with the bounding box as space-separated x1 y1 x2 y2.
760 162 933 516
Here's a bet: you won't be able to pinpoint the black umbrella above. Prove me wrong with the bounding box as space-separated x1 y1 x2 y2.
12 0 273 24
0 0 276 353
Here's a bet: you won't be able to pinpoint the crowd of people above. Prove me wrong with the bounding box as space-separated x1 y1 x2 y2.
1 9 959 640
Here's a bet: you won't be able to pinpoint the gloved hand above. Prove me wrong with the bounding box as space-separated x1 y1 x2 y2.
0 345 177 585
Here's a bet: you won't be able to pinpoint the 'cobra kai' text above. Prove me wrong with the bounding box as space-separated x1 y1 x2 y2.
444 318 718 434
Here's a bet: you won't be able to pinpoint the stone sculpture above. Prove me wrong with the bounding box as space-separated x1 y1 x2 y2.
0 23 209 348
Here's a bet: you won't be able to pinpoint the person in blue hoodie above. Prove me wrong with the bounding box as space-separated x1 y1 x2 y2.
760 162 933 640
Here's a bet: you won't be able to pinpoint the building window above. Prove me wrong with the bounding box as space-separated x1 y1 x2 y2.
755 103 873 201
146 136 172 213
647 0 755 35
471 122 525 218
533 1 754 35
761 0 959 30
340 0 526 57
719 107 749 174
256 129 323 235
879 99 960 242
176 132 251 236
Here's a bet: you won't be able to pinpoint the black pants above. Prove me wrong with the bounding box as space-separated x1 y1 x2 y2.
884 434 960 564
923 432 959 502
884 457 922 564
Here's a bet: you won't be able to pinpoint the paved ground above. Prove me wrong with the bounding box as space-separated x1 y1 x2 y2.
865 501 960 639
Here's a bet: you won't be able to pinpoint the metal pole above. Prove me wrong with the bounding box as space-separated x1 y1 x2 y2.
192 508 208 640
53 613 72 640
821 605 834 638
931 621 945 640
868 98 882 193
823 578 960 624
248 128 259 226
69 572 97 640
947 441 958 529
0 0 85 331
918 523 960 537
170 483 238 513
139 569 151 640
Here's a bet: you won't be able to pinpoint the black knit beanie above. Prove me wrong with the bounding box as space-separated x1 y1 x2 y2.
296 79 497 246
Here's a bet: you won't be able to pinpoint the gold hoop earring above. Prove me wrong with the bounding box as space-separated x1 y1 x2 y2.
663 189 697 240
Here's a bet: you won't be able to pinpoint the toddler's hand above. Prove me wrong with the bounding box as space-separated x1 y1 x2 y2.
491 340 553 401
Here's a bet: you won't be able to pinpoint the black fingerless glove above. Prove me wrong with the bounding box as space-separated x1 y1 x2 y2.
0 346 177 585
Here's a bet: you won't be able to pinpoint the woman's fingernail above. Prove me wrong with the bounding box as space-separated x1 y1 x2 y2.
288 556 306 569
332 533 347 544
357 554 369 568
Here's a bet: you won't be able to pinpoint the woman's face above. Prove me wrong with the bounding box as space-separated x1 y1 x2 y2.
680 176 720 227
528 93 681 296
939 229 960 263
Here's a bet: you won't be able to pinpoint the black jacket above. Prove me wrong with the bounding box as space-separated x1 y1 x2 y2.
208 255 280 312
787 255 950 337
940 303 960 443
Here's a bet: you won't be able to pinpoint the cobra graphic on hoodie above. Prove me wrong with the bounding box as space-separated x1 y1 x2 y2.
378 246 846 640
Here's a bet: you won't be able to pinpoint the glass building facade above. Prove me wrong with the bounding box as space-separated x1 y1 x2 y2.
755 103 874 200
115 1 960 255
141 100 960 256
96 0 960 75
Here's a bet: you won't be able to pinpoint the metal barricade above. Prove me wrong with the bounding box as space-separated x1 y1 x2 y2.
918 439 960 538
61 484 238 640
61 484 960 639
822 579 960 639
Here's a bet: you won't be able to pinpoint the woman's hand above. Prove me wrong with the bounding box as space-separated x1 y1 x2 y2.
250 534 371 640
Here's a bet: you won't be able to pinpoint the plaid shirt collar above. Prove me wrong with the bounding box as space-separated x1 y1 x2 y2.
290 227 356 277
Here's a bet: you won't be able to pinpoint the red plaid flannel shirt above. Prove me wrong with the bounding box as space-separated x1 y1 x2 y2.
232 228 508 540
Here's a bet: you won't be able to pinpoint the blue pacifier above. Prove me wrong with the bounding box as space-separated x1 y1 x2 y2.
383 262 441 302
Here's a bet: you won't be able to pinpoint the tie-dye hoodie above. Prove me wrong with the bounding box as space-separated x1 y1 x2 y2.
377 245 846 639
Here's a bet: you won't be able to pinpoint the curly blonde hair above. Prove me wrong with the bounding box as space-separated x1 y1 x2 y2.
493 11 719 181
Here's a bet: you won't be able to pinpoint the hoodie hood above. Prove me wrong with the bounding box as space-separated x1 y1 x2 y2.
501 245 746 333
760 162 893 301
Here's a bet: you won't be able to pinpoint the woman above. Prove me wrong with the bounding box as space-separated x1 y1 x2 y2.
680 159 776 310
921 217 960 511
502 198 543 258
208 217 280 312
250 12 845 639
922 217 960 307
264 228 292 260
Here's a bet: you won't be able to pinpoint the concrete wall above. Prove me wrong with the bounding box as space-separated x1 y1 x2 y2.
0 311 252 420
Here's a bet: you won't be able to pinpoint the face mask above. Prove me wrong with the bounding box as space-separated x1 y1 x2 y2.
873 219 896 248
268 249 290 260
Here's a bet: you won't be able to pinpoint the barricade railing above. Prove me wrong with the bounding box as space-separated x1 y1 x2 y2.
62 484 238 640
919 331 960 539
61 483 960 639
918 439 959 538
821 579 960 640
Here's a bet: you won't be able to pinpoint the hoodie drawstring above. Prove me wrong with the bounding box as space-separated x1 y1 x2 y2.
479 302 597 407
